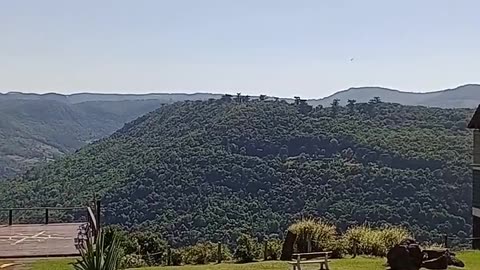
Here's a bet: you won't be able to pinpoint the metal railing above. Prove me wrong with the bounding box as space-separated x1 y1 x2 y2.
0 201 101 240
0 207 86 225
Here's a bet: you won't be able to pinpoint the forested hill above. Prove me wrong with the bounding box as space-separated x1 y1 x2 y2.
0 99 163 178
1 99 475 246
1 85 478 177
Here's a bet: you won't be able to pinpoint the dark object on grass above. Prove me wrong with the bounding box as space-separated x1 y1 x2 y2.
387 239 465 270
280 231 296 260
387 239 423 270
421 254 448 269
422 249 465 268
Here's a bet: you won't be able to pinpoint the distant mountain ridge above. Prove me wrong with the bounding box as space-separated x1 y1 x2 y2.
310 84 480 108
0 92 223 104
2 83 479 108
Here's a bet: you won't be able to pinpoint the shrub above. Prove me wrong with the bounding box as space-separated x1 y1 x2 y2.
343 225 410 257
103 225 139 255
288 218 337 252
133 231 167 266
182 242 232 265
122 254 147 269
234 234 260 263
325 237 347 259
182 242 211 264
344 225 384 256
379 226 411 251
211 243 232 263
264 239 283 260
170 248 183 266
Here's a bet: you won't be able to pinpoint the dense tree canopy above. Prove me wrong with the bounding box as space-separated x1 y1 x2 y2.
0 99 474 247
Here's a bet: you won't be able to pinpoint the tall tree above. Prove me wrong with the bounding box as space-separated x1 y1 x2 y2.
347 99 357 114
236 93 242 103
369 96 382 104
294 96 301 106
331 99 340 116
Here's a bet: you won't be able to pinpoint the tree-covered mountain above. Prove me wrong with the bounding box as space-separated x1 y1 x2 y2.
1 84 477 177
0 99 474 247
0 99 163 178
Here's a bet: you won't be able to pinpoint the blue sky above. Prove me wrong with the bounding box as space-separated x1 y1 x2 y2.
1 0 479 98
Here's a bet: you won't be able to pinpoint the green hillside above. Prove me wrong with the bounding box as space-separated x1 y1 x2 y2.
0 99 474 247
0 99 162 178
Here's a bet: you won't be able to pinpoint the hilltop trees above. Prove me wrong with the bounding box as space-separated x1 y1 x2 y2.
331 98 341 116
369 96 382 104
347 99 356 114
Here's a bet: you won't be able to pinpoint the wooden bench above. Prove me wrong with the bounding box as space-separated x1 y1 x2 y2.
287 252 332 270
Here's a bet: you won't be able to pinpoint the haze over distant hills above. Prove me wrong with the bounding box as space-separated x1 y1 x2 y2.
2 84 480 108
0 92 222 104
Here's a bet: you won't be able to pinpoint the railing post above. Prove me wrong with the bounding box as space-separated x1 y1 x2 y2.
444 234 449 248
217 242 222 263
8 210 12 226
167 247 171 266
95 200 101 232
45 208 49 224
264 241 268 261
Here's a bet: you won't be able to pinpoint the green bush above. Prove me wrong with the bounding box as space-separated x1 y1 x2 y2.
343 225 410 257
182 242 231 265
264 239 283 260
133 231 167 266
121 254 147 269
325 237 347 259
379 226 411 251
182 242 211 264
234 234 260 263
103 225 139 255
170 248 183 266
210 243 232 263
288 218 337 252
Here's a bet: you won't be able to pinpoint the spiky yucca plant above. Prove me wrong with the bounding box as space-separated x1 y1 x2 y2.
74 231 123 270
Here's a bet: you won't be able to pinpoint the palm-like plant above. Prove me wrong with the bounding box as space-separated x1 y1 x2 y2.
74 231 123 270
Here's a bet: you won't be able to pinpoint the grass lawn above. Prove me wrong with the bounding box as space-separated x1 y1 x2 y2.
140 256 384 270
27 251 480 270
28 258 76 270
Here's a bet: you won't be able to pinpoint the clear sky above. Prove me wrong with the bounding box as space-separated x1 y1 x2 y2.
1 0 479 98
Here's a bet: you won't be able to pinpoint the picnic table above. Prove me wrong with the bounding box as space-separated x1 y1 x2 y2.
287 251 332 270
